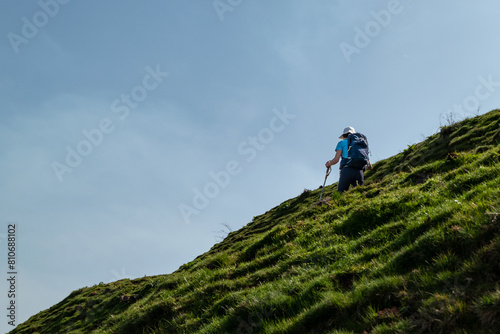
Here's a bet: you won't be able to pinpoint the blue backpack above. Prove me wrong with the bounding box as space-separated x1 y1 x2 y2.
342 133 370 169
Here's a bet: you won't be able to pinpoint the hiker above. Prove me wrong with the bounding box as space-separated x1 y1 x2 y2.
325 126 372 193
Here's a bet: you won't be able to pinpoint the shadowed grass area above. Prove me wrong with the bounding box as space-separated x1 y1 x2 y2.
10 109 500 334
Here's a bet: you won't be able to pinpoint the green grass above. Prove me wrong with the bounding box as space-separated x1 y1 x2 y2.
11 109 500 334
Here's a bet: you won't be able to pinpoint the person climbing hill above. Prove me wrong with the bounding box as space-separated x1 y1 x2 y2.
325 126 372 193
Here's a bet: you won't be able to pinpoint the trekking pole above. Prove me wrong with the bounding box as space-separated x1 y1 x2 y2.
319 166 332 201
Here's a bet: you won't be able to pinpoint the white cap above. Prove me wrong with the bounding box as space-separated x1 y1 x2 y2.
339 126 355 139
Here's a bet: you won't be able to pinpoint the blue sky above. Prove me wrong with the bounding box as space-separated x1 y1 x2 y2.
2 0 500 330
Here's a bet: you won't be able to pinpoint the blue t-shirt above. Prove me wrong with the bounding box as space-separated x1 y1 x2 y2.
335 139 348 159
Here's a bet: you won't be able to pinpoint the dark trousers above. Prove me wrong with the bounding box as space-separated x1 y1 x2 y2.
338 166 364 193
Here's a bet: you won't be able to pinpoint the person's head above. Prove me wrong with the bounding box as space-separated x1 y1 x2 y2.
339 126 355 139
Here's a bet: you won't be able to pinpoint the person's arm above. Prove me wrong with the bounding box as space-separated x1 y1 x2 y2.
366 160 373 170
325 150 342 168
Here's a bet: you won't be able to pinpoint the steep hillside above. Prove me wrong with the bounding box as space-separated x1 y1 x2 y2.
12 110 500 333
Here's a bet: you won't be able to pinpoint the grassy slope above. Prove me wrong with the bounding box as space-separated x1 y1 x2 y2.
12 110 500 334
